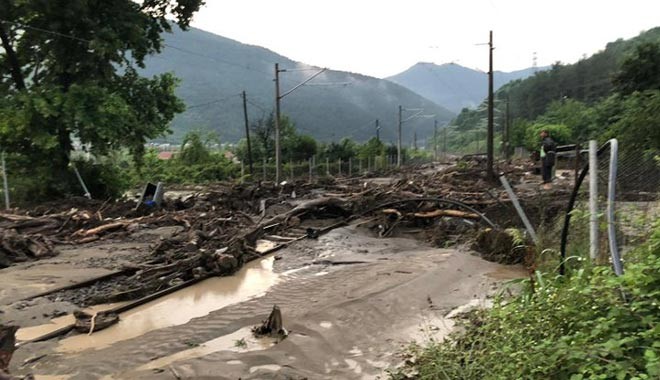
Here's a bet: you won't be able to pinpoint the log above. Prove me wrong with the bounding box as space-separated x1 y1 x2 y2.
412 209 480 220
75 221 127 237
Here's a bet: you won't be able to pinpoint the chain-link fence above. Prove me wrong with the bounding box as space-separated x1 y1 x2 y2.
560 141 660 273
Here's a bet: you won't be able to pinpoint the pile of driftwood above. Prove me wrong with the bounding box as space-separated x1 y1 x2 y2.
0 229 57 269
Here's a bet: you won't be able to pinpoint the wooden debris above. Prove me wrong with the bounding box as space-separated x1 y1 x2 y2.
412 209 480 219
253 305 287 338
73 310 119 333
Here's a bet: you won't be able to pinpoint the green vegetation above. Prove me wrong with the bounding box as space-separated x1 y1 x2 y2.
0 0 203 200
444 28 660 156
391 221 660 380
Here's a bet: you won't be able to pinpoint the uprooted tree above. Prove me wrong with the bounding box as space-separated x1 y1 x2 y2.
0 0 204 187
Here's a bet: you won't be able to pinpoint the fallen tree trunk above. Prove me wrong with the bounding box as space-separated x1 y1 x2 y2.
412 209 480 219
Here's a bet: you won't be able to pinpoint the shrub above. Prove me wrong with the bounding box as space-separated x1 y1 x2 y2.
392 221 660 380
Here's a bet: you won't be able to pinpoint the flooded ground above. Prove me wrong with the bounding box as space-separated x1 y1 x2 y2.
7 225 526 380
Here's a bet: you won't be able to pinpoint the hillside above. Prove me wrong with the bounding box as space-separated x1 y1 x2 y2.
140 27 454 144
386 62 542 113
501 26 660 121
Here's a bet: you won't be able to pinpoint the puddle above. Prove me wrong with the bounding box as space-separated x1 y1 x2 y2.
57 256 279 353
227 359 243 365
16 302 128 342
249 364 282 373
33 376 72 380
319 321 333 329
137 326 277 371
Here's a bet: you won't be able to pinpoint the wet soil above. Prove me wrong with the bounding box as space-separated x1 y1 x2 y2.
8 225 526 380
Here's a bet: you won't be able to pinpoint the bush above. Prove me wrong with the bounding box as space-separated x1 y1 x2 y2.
392 221 660 380
524 123 573 151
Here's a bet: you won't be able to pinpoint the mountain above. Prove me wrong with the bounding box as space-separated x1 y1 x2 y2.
140 27 454 144
386 62 543 113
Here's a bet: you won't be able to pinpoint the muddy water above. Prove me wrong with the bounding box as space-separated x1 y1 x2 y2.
137 326 278 371
56 256 279 353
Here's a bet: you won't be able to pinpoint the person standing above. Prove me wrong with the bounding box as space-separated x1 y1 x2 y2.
540 129 557 190
539 129 557 189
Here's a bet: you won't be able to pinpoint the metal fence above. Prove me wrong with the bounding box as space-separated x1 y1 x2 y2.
560 140 660 274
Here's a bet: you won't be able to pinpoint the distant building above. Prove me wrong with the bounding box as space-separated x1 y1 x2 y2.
157 151 175 160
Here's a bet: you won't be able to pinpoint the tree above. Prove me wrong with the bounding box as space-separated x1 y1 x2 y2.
605 90 660 153
0 0 203 174
614 42 660 95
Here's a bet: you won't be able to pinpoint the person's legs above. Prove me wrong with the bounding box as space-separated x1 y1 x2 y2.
542 164 551 183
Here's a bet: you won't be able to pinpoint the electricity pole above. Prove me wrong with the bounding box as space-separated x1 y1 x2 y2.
274 64 327 184
241 91 253 174
504 94 510 159
397 105 402 167
375 119 380 141
274 63 282 183
487 30 495 179
433 119 438 160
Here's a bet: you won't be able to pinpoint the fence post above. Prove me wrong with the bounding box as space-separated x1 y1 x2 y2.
1 151 9 210
326 157 330 175
607 139 623 275
500 175 538 244
348 157 352 177
289 160 294 180
338 158 342 176
589 140 599 260
241 162 245 183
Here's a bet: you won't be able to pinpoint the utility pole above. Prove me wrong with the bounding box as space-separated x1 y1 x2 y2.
397 105 402 167
274 64 326 184
433 119 438 160
504 94 510 159
487 30 495 178
241 91 253 174
274 63 282 183
375 119 380 142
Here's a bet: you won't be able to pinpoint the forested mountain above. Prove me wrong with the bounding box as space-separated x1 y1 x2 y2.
386 62 542 113
500 27 660 121
140 27 454 143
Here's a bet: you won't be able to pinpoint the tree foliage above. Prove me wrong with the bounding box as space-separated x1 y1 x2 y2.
614 42 660 95
0 0 203 173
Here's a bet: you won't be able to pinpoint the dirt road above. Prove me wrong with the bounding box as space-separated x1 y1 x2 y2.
6 225 525 380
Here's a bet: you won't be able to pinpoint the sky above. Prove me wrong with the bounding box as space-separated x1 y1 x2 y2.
191 0 660 78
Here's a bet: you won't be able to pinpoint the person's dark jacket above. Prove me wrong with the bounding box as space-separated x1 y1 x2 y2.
541 136 557 166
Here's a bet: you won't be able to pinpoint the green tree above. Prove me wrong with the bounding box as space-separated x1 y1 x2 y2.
0 0 203 174
358 137 385 159
179 131 212 165
524 123 572 151
605 90 660 153
614 42 660 95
